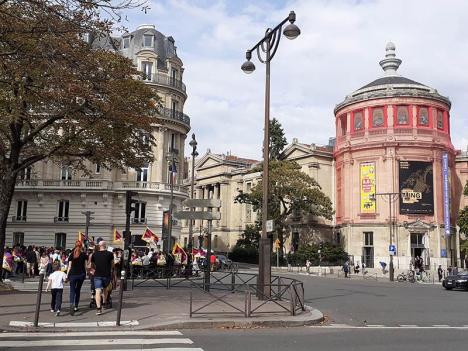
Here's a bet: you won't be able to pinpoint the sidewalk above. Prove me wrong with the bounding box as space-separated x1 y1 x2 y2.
0 277 323 332
272 266 443 284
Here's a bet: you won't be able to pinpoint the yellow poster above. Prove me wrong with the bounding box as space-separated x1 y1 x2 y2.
360 162 376 213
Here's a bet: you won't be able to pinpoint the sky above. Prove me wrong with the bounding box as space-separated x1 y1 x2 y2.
123 0 468 160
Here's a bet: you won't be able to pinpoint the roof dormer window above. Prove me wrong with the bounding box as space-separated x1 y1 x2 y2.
143 34 153 48
123 36 130 49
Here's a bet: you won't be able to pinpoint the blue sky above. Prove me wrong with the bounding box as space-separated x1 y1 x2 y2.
122 0 468 159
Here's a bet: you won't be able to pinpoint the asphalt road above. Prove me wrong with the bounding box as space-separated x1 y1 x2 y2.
299 274 467 327
184 273 468 351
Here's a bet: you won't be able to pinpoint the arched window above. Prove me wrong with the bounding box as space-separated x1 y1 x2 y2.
418 107 429 126
354 111 363 131
437 110 444 129
372 108 384 127
397 106 409 125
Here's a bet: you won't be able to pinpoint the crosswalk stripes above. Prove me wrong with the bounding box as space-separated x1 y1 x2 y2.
0 330 205 350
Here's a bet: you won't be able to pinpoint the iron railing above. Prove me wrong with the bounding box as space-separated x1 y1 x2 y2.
158 107 190 126
150 73 187 94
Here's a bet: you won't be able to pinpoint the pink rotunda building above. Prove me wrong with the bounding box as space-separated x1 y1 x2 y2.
334 43 458 271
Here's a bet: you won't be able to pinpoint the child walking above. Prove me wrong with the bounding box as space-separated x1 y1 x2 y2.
45 262 67 316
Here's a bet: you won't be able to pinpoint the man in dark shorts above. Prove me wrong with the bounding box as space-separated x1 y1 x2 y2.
91 241 114 315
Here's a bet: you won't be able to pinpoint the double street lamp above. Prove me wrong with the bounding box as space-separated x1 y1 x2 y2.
241 11 300 298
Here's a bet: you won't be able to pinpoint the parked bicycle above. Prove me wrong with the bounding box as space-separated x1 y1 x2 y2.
397 270 415 283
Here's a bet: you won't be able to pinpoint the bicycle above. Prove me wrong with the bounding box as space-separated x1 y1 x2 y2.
397 270 415 283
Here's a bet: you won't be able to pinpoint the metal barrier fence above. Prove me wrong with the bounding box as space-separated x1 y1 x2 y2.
189 272 305 318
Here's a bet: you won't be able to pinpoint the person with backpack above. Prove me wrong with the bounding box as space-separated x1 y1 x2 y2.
67 240 87 315
91 241 114 315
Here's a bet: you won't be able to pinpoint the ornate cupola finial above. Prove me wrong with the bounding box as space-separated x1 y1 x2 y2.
379 42 402 76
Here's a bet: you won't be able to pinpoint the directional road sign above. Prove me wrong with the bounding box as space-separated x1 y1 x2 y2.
183 199 221 208
173 211 221 221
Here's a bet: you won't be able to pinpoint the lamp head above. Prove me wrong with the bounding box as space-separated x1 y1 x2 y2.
241 50 255 74
283 23 300 40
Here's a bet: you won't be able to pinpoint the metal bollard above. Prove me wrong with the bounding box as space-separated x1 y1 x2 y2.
231 272 235 292
116 270 125 326
33 269 46 327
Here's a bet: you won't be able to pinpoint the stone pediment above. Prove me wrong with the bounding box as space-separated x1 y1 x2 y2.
403 219 434 232
197 154 223 169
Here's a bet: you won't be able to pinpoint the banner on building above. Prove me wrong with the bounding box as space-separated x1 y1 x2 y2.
399 161 434 214
442 153 451 236
360 162 376 213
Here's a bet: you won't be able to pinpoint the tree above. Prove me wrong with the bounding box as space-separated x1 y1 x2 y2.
235 224 260 249
0 0 158 276
269 118 287 161
235 160 334 255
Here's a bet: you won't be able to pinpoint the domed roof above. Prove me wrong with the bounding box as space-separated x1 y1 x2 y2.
335 43 450 113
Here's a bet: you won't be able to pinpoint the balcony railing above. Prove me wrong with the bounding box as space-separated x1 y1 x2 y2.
150 73 186 94
54 216 69 223
11 216 27 222
15 179 189 195
158 107 190 126
132 218 147 224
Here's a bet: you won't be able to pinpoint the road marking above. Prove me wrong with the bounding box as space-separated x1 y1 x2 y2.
9 320 139 328
0 338 194 347
0 331 182 338
311 325 468 330
82 349 204 351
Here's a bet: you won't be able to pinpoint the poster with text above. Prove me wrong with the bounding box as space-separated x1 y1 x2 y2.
399 161 434 214
360 162 376 213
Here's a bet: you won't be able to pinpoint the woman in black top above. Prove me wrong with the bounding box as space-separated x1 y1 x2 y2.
67 240 87 315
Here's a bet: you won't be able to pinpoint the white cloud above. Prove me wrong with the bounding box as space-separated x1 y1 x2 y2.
126 0 468 159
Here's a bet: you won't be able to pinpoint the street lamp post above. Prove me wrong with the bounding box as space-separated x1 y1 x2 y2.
372 192 399 281
188 133 198 266
167 148 178 254
241 11 300 298
81 211 94 250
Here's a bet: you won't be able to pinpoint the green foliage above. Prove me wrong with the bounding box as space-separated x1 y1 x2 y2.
464 180 468 196
458 206 468 235
460 240 468 255
228 246 258 264
287 243 349 266
234 160 334 253
235 224 260 249
269 118 287 161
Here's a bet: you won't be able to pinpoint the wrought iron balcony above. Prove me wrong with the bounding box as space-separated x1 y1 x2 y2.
132 217 147 224
149 73 186 94
158 107 190 127
54 216 69 223
11 216 27 222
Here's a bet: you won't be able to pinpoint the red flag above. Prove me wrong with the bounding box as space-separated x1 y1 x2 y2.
172 243 187 265
142 227 159 243
114 228 122 241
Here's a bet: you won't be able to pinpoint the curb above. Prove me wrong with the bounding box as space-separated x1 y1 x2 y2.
144 305 324 330
3 306 323 332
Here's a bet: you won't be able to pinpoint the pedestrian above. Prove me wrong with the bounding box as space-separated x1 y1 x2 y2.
2 248 13 280
39 252 49 276
342 261 350 278
379 261 387 274
91 241 114 315
437 265 443 282
25 246 37 278
67 240 87 316
45 262 67 316
354 262 360 274
306 259 311 274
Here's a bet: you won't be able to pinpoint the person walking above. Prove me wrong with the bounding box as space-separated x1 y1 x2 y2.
437 265 443 282
91 241 114 315
67 240 87 316
25 246 37 278
45 262 67 316
342 261 350 278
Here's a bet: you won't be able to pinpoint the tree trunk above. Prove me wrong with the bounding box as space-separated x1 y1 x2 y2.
0 173 17 282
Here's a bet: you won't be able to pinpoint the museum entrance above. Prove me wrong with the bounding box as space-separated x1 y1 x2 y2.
410 232 429 269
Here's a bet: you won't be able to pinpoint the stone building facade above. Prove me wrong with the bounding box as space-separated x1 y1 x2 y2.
180 139 335 252
334 43 458 270
7 25 190 249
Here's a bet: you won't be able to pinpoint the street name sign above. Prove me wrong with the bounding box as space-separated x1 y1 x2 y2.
183 199 221 208
173 211 221 221
266 219 274 232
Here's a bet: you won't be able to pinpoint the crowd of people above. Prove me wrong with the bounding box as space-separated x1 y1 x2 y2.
2 239 119 316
